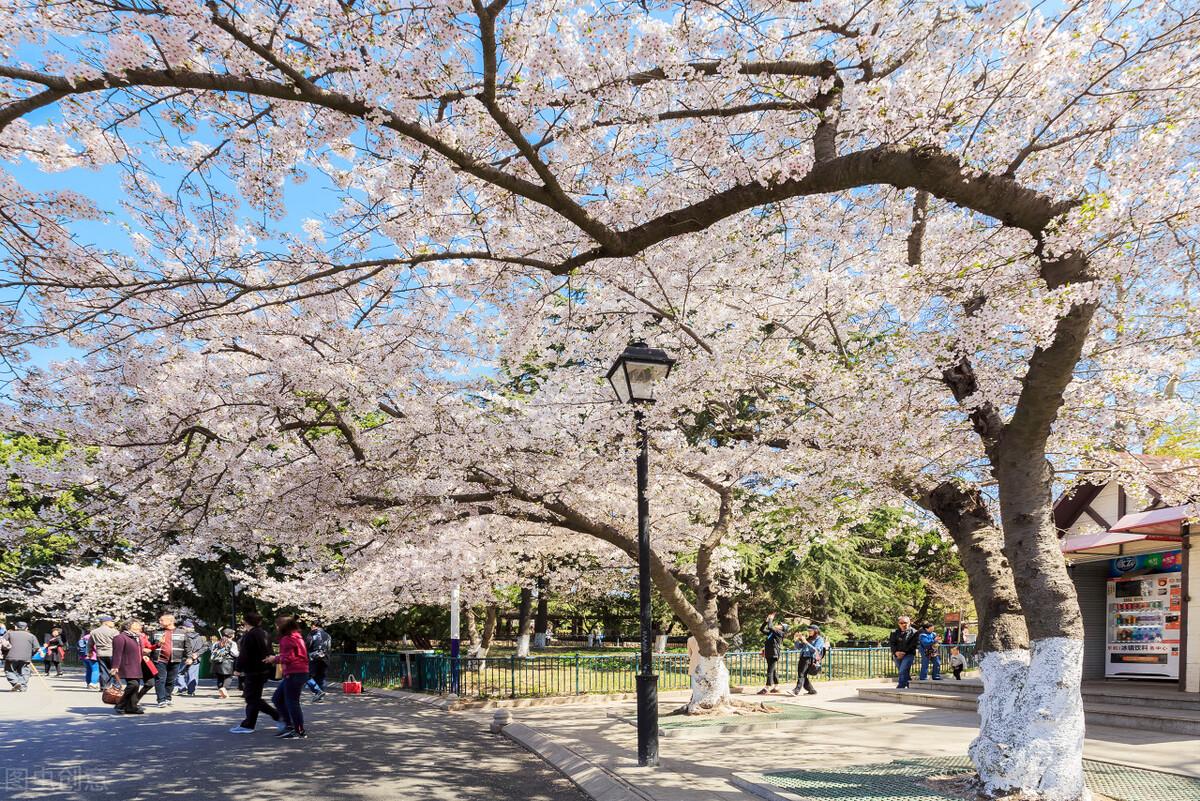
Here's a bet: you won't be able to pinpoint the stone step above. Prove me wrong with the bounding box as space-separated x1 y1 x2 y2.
903 679 1200 712
856 687 1200 736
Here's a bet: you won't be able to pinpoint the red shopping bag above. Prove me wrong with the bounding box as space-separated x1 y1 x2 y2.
342 674 363 695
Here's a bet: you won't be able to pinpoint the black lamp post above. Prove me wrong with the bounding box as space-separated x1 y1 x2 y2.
222 567 237 630
606 340 675 768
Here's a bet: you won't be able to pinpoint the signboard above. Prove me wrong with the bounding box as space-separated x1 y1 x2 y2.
1109 550 1182 578
943 612 962 625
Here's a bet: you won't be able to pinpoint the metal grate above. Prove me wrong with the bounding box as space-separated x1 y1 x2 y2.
760 758 1200 801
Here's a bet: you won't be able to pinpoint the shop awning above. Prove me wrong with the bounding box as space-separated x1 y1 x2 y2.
1060 530 1151 553
1108 504 1196 536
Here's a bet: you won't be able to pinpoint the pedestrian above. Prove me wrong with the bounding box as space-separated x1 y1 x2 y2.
174 620 206 697
89 615 119 688
949 646 967 680
3 622 41 692
229 612 281 734
152 613 197 707
757 612 785 695
110 619 150 715
918 622 942 681
888 615 919 689
792 624 826 696
305 621 331 702
266 615 309 739
79 631 100 688
42 627 66 677
210 629 239 699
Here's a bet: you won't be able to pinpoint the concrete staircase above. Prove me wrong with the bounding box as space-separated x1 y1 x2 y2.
856 679 1200 736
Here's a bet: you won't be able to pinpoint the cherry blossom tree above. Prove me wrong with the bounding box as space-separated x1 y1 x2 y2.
4 2 1200 798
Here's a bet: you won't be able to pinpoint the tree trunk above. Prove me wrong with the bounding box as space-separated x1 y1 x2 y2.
920 480 1045 798
718 596 742 649
478 604 498 657
689 654 732 710
533 577 549 649
465 606 482 657
986 456 1087 801
515 587 534 658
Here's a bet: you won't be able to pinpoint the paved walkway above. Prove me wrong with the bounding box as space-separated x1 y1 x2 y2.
497 680 1200 801
0 669 586 801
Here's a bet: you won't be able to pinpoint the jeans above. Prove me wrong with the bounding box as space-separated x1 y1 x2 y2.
794 657 817 694
919 653 941 681
894 653 915 688
83 659 100 685
154 661 181 702
175 662 200 695
239 673 279 730
272 672 309 732
306 658 328 695
97 656 117 688
4 660 31 689
116 678 143 712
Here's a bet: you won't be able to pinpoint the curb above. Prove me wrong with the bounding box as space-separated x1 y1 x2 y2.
502 721 655 801
730 773 797 801
339 686 692 712
365 688 455 710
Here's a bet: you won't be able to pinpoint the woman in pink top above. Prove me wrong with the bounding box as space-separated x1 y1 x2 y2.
265 615 309 739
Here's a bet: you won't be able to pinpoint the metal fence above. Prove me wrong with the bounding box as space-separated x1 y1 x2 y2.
328 644 975 700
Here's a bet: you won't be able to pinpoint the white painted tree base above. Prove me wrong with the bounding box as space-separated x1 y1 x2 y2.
684 655 734 713
515 634 531 658
970 638 1089 801
654 634 668 654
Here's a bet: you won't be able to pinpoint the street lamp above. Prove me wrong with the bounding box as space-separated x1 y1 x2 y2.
607 341 675 768
221 566 237 630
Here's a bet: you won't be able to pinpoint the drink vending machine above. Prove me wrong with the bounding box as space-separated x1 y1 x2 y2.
1105 565 1182 679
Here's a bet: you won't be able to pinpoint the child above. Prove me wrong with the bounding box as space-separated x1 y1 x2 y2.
949 646 967 680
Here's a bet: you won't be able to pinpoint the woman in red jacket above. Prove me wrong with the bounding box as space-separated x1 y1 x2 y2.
265 616 309 739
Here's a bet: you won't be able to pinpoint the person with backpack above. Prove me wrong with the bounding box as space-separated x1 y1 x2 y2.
756 612 786 695
266 615 309 739
229 612 281 734
305 622 331 702
792 624 826 696
210 629 239 699
918 622 943 681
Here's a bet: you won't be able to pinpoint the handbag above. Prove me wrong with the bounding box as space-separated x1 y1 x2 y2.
342 674 363 695
806 659 822 676
101 684 124 705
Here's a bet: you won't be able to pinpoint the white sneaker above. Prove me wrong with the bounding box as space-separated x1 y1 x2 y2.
229 726 255 734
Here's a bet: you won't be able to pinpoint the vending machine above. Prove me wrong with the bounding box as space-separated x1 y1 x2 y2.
1105 552 1183 679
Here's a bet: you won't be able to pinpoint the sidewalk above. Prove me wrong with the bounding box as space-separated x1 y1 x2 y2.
483 679 1200 801
0 671 587 801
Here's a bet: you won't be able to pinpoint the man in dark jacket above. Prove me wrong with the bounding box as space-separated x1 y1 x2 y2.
3 622 42 692
173 620 207 697
756 612 786 695
888 615 919 689
229 612 280 733
305 623 332 701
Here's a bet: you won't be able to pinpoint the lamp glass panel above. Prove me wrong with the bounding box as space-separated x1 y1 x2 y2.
608 370 632 403
625 361 669 401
